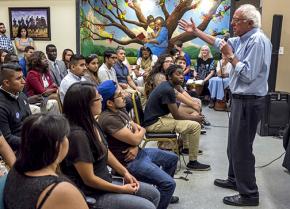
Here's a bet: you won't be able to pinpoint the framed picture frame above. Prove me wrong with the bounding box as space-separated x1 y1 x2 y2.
8 7 51 41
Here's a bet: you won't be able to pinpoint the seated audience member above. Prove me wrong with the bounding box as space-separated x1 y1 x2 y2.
4 114 88 209
114 46 143 94
208 54 232 108
98 50 135 112
19 46 34 77
175 55 193 85
14 26 35 58
98 80 179 209
134 46 157 86
98 49 118 83
46 44 67 86
143 65 210 170
59 54 87 103
84 54 99 86
0 49 9 65
62 48 74 70
145 54 201 115
25 51 60 114
3 53 19 64
194 45 216 101
174 40 192 74
0 63 31 150
0 130 16 170
61 82 160 209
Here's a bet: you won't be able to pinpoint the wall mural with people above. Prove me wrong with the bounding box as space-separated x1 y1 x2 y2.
80 0 231 62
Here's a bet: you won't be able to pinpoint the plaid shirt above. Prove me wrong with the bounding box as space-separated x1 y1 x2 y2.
0 34 15 53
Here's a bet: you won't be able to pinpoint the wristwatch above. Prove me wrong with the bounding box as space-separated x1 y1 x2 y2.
228 54 235 63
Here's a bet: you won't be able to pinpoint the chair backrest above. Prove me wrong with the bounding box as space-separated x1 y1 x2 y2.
0 175 8 209
131 92 143 126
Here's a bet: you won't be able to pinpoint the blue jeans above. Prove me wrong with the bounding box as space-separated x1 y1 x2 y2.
92 182 160 209
127 148 178 209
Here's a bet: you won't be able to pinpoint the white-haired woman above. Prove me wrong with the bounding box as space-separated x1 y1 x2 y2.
194 45 216 102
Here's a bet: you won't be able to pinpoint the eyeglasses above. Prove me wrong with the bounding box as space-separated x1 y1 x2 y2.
113 91 124 99
164 59 173 63
231 18 248 23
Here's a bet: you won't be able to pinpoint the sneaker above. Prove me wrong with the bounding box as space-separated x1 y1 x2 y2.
186 160 211 171
201 128 206 135
170 196 179 204
198 150 203 155
202 116 211 126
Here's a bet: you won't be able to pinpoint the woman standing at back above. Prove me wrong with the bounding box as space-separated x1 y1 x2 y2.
4 114 88 209
14 26 35 58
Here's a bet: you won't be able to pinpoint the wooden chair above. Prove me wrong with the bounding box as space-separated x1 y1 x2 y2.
131 93 180 154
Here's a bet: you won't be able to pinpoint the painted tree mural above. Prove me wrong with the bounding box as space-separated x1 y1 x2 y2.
80 0 230 56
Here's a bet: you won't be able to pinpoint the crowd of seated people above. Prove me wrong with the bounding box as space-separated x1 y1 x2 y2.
0 33 235 208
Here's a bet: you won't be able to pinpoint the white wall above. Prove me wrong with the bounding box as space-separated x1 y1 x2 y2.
0 0 76 59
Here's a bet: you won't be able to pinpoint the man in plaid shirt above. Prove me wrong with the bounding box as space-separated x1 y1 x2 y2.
0 23 14 53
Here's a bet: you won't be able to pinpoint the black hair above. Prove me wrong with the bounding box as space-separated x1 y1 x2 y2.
70 54 85 66
3 53 18 63
169 48 179 57
166 64 182 78
14 114 70 173
24 45 34 53
0 63 22 84
0 22 4 26
103 49 116 62
139 46 153 57
45 44 56 52
63 82 105 159
16 26 28 38
149 53 172 75
144 54 172 97
85 54 98 65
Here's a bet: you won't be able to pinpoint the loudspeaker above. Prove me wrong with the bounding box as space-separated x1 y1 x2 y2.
268 15 283 92
257 92 290 136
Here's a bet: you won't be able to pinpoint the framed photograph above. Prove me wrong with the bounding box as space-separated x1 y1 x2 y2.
8 7 51 41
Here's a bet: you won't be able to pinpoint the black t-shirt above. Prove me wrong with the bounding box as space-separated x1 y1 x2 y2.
60 125 112 196
143 81 176 127
98 109 132 166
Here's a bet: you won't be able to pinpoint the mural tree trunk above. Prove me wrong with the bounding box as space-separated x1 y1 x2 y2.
81 0 230 48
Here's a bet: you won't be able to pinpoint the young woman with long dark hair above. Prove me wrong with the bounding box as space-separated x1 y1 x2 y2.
61 82 160 209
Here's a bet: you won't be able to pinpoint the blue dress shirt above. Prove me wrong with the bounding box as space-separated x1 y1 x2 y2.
214 28 272 96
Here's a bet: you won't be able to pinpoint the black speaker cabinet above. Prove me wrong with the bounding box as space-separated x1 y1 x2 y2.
257 92 290 136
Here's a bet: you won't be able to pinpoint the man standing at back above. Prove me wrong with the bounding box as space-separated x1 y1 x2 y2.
0 23 14 54
179 4 272 206
46 44 67 86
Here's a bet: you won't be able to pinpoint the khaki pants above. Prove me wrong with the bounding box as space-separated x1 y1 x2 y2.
146 115 201 161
